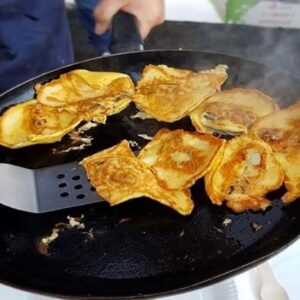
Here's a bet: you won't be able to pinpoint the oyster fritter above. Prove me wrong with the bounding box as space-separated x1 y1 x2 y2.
35 70 134 121
36 70 134 106
251 101 300 203
80 140 194 215
0 100 81 148
138 129 225 190
190 88 278 136
205 135 283 212
133 64 228 122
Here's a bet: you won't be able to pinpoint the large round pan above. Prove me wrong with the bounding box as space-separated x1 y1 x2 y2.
0 49 300 299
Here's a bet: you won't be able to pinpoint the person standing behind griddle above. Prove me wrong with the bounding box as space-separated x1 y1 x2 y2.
0 0 164 94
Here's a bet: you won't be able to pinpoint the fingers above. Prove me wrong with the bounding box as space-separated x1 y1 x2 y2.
142 15 164 39
93 0 165 38
122 0 165 39
93 0 126 35
136 20 153 39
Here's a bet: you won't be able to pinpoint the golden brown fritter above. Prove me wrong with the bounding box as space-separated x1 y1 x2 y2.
0 70 135 148
205 135 283 213
133 64 228 122
251 101 300 203
35 70 134 122
80 140 194 215
0 100 81 148
138 129 224 190
36 70 134 106
190 88 278 136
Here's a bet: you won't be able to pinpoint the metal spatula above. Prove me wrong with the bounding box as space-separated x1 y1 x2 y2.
0 162 102 213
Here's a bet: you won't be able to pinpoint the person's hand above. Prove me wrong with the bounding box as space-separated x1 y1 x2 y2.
93 0 165 39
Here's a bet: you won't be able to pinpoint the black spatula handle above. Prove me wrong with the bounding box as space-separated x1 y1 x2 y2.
109 11 144 54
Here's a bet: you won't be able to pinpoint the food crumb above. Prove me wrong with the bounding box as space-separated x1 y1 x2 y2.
38 228 60 256
41 228 60 244
179 230 185 237
213 226 224 233
69 130 93 147
67 215 85 229
222 218 232 227
251 222 263 232
38 215 86 255
138 134 153 141
52 142 92 154
118 218 132 224
52 125 95 154
77 122 98 133
130 111 153 120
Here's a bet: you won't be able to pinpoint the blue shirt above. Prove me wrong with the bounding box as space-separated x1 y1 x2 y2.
0 0 73 93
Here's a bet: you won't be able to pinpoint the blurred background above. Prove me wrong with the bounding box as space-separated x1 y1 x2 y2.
67 0 300 61
1 0 300 94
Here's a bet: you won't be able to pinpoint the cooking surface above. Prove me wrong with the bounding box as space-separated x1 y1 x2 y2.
0 5 299 299
0 51 300 298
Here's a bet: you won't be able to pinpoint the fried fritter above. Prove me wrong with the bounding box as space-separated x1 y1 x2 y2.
36 70 134 106
133 64 228 122
35 70 134 121
190 88 278 136
80 140 194 215
138 129 224 190
205 135 283 213
0 100 81 148
251 101 300 203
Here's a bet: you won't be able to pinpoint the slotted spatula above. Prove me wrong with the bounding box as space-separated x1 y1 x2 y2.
0 162 102 213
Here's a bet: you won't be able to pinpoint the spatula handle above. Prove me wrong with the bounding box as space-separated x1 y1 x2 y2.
110 11 144 54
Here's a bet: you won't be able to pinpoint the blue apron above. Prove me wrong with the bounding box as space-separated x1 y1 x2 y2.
0 0 73 93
